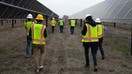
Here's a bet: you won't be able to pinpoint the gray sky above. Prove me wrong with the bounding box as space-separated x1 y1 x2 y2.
38 0 105 17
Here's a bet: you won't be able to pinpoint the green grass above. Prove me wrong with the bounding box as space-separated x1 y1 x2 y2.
116 45 130 53
106 37 130 53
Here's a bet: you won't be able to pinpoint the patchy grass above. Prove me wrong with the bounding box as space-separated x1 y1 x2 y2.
116 44 130 53
104 26 131 54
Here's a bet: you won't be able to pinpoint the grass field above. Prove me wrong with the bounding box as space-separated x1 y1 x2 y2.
0 21 131 74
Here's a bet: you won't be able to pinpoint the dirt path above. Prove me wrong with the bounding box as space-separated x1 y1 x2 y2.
0 23 131 74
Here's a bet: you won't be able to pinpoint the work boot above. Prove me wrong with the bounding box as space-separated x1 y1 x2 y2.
36 65 43 73
85 64 90 68
39 65 44 70
94 66 98 72
36 68 40 73
25 55 30 58
38 65 44 72
102 56 105 60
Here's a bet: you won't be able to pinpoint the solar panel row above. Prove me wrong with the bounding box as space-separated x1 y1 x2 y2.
71 0 132 23
0 0 58 19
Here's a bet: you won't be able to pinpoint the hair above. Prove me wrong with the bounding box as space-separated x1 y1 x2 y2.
86 16 92 21
27 19 32 21
85 16 96 26
96 22 102 24
36 20 43 24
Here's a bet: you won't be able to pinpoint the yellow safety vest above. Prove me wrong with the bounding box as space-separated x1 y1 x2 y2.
51 20 56 26
82 24 98 42
31 24 46 45
70 20 75 27
97 24 104 38
59 20 64 26
25 21 33 36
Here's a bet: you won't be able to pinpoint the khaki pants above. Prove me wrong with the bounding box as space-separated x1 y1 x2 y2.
32 44 45 68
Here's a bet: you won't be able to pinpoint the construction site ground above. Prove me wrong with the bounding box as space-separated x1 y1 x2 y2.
0 22 131 74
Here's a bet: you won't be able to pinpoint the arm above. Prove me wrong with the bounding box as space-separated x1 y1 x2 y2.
29 28 31 38
44 29 47 38
81 24 87 35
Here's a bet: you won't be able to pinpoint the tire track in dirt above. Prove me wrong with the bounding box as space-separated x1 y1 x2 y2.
43 26 68 74
43 23 86 74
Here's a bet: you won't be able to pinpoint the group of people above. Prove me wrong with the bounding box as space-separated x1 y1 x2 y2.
24 13 105 72
50 17 76 34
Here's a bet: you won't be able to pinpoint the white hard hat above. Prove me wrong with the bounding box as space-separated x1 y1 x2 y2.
71 17 74 19
27 14 33 19
52 18 55 19
85 14 91 17
59 16 62 19
95 18 101 23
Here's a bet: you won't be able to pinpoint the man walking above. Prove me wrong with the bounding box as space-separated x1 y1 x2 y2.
58 18 64 33
70 18 76 34
25 14 33 58
82 14 99 72
31 14 47 72
95 18 105 60
50 18 56 33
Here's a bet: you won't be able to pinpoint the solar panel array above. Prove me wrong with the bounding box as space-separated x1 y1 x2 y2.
0 0 58 19
71 0 132 23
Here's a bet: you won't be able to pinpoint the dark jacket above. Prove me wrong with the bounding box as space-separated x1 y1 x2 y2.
81 20 96 35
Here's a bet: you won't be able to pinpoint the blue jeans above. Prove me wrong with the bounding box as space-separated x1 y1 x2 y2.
26 36 32 56
52 26 55 33
83 42 98 66
70 27 74 34
98 37 105 58
60 26 64 33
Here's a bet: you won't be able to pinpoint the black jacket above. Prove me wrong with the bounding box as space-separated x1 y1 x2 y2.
81 20 96 35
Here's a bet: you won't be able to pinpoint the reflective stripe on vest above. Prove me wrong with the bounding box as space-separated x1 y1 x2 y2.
32 24 46 45
82 24 98 42
70 20 75 27
59 20 64 26
25 21 32 36
97 24 104 38
51 20 56 26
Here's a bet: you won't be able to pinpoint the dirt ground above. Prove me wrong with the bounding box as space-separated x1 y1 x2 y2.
0 22 131 74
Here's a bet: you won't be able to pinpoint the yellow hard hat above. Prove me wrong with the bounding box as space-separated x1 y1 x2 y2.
36 14 44 20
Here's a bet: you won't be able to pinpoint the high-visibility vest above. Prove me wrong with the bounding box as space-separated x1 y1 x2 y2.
51 20 56 26
97 24 104 38
31 24 46 45
82 24 98 42
70 20 76 27
25 21 33 36
59 20 64 26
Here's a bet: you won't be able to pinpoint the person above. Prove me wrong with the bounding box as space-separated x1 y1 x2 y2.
50 18 56 33
25 13 33 58
81 14 99 72
69 18 76 34
80 19 83 27
30 14 47 72
58 18 64 33
95 18 105 60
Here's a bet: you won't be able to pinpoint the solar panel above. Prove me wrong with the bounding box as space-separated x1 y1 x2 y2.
0 0 58 19
71 0 132 23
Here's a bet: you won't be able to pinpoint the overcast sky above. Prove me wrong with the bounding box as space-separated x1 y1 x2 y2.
38 0 105 17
